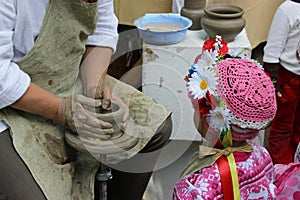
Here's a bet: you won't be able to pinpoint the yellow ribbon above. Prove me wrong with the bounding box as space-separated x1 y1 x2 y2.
181 144 253 200
227 153 240 199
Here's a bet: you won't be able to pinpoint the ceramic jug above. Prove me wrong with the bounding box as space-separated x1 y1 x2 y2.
180 0 206 30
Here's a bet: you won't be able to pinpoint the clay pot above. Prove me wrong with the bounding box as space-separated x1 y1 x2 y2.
180 0 206 30
201 4 245 42
65 100 139 154
93 100 125 139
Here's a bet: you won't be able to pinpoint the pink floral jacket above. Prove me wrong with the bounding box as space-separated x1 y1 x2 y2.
173 143 277 200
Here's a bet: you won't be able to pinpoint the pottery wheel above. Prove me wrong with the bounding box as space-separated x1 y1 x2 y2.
65 130 139 155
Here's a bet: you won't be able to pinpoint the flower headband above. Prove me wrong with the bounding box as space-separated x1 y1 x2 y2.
185 36 277 147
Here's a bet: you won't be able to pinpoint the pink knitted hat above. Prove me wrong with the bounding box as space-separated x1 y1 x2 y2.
216 58 277 130
186 37 277 143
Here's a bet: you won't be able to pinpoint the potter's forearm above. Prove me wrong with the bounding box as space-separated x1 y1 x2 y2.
81 46 113 98
10 82 61 120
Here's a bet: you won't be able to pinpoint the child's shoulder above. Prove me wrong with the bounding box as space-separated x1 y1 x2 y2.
247 141 272 161
248 141 268 151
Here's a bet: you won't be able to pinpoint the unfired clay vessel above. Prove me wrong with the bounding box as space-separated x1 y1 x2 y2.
65 100 139 154
201 4 245 42
180 0 206 30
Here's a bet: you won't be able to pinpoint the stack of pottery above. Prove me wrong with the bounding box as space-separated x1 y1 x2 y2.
180 0 206 30
201 4 246 42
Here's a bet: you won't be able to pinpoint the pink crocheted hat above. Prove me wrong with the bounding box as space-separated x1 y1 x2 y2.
216 58 277 130
186 37 277 143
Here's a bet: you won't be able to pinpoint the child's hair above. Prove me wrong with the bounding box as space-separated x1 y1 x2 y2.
185 36 277 147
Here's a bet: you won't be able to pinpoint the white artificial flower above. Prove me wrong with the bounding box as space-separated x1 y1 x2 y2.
188 67 217 99
214 35 223 52
216 35 222 41
241 57 264 70
228 47 247 58
251 59 264 70
195 49 218 71
207 106 231 132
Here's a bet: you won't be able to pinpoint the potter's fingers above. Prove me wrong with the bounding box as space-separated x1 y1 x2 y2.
84 114 113 129
76 94 102 107
101 100 111 110
72 117 86 130
103 87 112 100
120 122 128 131
94 85 104 99
76 103 112 129
102 87 112 110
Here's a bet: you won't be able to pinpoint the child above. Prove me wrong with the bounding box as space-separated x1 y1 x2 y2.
173 37 278 199
263 0 300 164
273 142 300 199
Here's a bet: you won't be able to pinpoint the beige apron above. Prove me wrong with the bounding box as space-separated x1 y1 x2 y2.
0 0 171 199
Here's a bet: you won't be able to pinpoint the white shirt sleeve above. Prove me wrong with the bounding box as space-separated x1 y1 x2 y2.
0 0 118 110
87 0 119 53
263 6 290 63
0 0 31 109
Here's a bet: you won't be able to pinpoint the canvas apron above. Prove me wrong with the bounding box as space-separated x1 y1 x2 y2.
0 0 171 199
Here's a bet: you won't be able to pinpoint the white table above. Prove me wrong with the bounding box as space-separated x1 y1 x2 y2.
142 29 252 141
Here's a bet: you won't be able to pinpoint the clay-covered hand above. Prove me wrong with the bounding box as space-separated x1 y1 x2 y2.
99 88 130 131
54 94 114 139
85 80 131 130
85 86 112 110
98 89 130 131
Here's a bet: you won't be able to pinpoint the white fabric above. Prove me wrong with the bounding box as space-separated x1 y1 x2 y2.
0 0 118 132
263 0 300 75
172 0 184 13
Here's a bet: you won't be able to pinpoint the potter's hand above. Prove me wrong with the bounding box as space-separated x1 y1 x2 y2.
86 86 129 126
54 94 114 138
85 85 130 131
85 86 112 110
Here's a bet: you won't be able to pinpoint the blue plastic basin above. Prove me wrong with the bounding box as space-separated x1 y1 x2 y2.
134 14 192 45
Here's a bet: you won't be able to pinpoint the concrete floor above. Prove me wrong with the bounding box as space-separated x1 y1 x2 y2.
143 140 199 200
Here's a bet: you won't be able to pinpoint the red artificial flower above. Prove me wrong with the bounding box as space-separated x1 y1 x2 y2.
202 38 228 56
187 90 218 118
205 91 218 108
194 54 201 64
197 97 211 118
184 75 189 83
196 92 218 118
